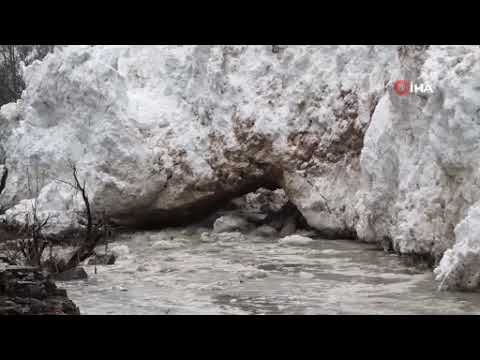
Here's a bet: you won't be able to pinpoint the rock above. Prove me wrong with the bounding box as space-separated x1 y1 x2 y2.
0 267 80 315
87 253 116 266
53 267 88 282
295 229 318 238
229 189 291 226
262 202 300 231
244 188 289 214
252 225 278 238
279 235 315 246
279 217 297 237
213 215 251 234
242 212 268 224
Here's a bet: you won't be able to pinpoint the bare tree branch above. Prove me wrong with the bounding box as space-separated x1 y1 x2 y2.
0 166 7 196
12 165 52 267
56 162 104 273
54 178 77 189
8 160 108 274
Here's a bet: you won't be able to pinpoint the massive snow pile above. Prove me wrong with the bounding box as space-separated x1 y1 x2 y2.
1 45 480 290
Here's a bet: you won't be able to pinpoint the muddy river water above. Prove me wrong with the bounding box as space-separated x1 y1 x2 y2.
59 228 480 315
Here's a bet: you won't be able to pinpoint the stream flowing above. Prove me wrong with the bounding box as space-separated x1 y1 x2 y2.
59 228 480 315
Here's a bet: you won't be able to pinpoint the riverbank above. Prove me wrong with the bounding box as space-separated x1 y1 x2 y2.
0 266 80 315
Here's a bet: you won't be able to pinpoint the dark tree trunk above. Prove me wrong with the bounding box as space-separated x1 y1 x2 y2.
0 167 7 196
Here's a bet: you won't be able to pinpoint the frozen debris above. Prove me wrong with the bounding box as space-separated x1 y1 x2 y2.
200 232 215 243
213 215 251 234
151 240 184 250
279 234 316 246
110 245 130 259
53 267 88 282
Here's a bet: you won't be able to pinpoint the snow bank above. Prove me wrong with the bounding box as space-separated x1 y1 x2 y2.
2 45 480 290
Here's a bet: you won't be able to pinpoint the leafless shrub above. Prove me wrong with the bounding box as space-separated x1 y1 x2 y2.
1 160 113 274
16 209 51 267
12 164 52 267
53 161 109 273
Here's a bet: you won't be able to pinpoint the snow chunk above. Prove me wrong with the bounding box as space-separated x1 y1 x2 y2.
435 203 480 290
110 245 130 259
279 235 315 246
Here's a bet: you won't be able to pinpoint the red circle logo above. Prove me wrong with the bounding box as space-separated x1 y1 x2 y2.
393 80 410 96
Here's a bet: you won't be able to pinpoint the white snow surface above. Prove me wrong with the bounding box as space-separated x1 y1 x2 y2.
1 45 480 290
279 235 315 246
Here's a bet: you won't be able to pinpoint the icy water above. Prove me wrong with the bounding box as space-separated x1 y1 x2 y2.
59 229 480 315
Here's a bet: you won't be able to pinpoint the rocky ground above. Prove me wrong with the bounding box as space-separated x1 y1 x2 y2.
0 265 80 315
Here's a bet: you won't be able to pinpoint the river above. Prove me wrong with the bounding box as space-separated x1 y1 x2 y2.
58 228 480 315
